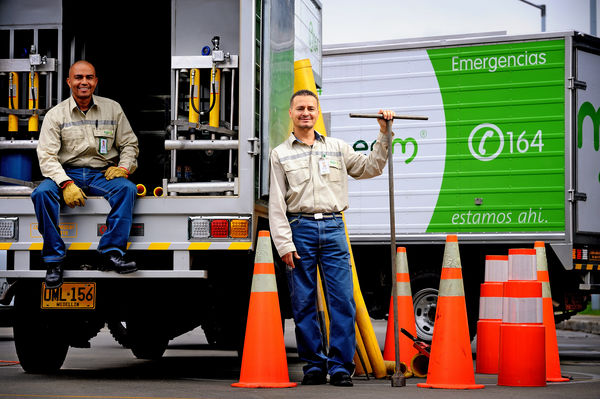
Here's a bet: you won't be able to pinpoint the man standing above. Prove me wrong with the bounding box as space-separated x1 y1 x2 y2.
269 89 394 387
32 60 139 289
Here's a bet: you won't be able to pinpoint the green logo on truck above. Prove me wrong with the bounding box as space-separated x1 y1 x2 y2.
426 39 565 233
353 137 418 164
578 102 600 182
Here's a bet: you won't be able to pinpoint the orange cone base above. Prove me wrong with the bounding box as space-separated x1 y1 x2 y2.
498 323 546 387
417 382 485 389
476 319 501 374
546 377 570 382
417 296 484 389
231 382 297 388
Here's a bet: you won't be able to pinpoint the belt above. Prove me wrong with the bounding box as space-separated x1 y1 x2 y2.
287 212 342 220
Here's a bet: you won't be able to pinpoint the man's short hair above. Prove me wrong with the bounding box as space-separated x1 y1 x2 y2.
289 89 319 106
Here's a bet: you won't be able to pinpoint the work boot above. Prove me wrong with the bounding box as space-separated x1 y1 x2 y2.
100 251 137 274
45 262 64 289
301 371 327 385
330 372 353 387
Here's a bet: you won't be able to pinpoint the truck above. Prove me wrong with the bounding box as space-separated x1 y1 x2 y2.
319 31 600 341
0 0 322 373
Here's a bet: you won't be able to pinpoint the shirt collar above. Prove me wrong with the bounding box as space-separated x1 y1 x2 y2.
289 130 325 145
69 95 96 114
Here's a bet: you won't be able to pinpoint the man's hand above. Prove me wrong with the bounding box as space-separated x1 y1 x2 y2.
62 182 87 208
377 109 395 133
104 166 129 180
282 251 301 269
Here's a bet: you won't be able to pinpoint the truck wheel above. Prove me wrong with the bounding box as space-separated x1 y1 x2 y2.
128 320 169 360
107 319 168 359
107 320 131 348
412 287 438 342
410 271 440 342
13 316 68 373
130 337 169 360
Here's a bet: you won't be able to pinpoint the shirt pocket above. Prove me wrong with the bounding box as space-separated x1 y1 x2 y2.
327 158 343 182
61 126 87 155
93 129 115 155
283 158 310 187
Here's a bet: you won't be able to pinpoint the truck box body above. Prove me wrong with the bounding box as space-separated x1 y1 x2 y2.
0 0 322 371
321 32 600 271
320 32 599 340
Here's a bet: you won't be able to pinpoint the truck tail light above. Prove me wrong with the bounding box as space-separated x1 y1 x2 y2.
210 219 229 238
189 218 210 239
230 219 249 238
0 217 18 240
188 216 250 240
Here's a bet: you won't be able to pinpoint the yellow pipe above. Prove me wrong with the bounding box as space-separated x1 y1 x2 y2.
354 323 372 376
189 68 200 125
384 360 411 378
28 71 39 132
345 212 387 378
410 353 429 378
136 184 147 197
316 267 330 346
153 186 164 197
293 59 326 135
8 72 18 133
209 68 221 128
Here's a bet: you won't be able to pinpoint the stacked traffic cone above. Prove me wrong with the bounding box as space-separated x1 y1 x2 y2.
232 231 297 388
535 241 569 382
476 255 508 374
417 235 484 389
497 248 545 387
383 247 418 376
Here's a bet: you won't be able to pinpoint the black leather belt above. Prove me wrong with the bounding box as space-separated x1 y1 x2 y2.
287 212 342 220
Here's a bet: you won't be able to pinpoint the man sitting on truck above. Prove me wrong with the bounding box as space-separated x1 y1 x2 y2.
31 60 139 289
269 89 394 387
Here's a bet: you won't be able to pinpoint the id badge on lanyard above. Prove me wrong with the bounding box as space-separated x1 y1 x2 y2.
99 138 108 155
319 155 330 175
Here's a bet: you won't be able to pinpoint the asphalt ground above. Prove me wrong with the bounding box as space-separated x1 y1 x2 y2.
0 319 599 399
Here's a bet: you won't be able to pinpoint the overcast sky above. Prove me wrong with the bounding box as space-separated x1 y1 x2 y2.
322 0 598 45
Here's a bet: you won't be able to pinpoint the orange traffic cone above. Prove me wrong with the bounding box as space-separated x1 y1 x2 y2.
476 255 508 374
535 241 569 382
232 231 297 388
383 247 418 375
498 248 545 387
417 235 484 389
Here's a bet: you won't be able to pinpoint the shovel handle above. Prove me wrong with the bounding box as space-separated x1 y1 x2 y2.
349 113 428 120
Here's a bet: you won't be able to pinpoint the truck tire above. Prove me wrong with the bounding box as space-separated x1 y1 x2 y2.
108 319 168 360
412 285 438 342
130 336 169 360
13 314 68 373
411 272 478 343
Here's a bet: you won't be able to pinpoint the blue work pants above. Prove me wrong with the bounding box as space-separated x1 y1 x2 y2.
286 214 356 376
31 167 137 263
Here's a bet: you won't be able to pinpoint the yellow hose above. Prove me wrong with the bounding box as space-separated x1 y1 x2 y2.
345 213 387 378
354 323 372 375
316 268 330 347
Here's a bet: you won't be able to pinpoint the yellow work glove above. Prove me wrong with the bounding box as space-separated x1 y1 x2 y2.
62 182 87 208
104 166 129 180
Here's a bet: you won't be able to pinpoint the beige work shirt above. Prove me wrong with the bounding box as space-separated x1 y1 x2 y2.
269 130 389 257
37 95 139 185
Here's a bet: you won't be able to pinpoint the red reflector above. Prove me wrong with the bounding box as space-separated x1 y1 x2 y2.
210 219 229 238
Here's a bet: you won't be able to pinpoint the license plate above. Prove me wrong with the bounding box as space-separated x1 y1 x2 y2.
41 282 96 309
